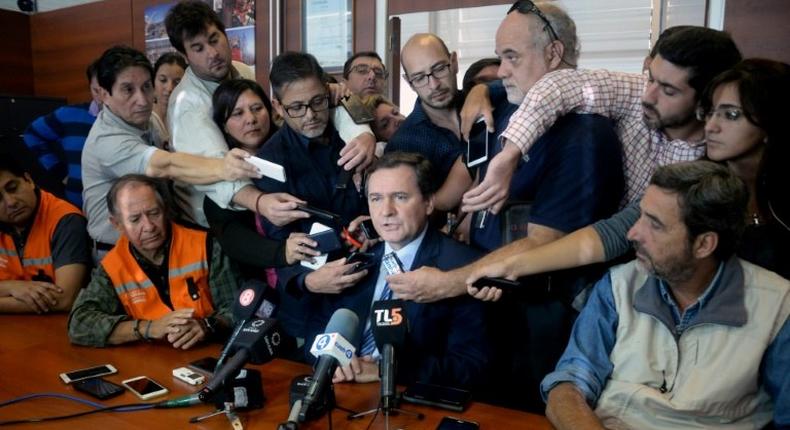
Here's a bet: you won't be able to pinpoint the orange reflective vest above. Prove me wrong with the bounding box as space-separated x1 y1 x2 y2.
0 190 82 282
101 223 214 320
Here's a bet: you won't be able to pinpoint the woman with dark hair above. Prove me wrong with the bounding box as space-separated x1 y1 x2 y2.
699 58 790 277
151 52 187 146
203 79 317 281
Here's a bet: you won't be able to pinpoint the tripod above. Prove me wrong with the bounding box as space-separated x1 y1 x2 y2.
348 345 424 429
348 394 424 430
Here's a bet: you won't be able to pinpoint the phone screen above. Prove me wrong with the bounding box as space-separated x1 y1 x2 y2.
62 364 116 383
437 417 479 430
189 357 218 375
125 377 166 396
74 377 125 400
466 119 489 168
405 382 471 405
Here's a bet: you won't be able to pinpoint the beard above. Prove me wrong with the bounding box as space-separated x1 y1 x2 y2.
641 103 697 131
633 241 696 285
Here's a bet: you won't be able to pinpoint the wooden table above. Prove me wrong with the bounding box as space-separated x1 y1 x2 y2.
0 314 552 429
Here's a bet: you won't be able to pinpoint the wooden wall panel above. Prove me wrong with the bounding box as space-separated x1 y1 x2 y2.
724 0 790 65
354 0 375 53
0 9 33 95
30 0 133 103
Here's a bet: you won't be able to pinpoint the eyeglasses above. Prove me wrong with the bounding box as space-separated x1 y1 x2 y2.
508 0 559 42
406 63 452 88
350 64 388 79
695 106 744 122
281 95 330 118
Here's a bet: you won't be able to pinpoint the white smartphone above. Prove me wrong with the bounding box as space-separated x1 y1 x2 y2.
59 364 117 384
122 376 169 400
466 118 489 168
172 366 205 385
246 156 286 182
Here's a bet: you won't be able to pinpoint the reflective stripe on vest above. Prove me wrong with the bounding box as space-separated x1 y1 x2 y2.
102 223 214 320
0 190 82 282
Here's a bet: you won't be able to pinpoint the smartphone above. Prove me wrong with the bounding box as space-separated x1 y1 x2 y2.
401 382 471 412
122 376 169 400
59 364 118 384
73 377 125 400
307 229 342 254
246 156 286 182
436 416 480 430
341 95 375 124
348 251 377 273
466 118 489 168
382 252 404 276
188 356 219 375
472 276 521 294
359 219 380 240
297 204 340 224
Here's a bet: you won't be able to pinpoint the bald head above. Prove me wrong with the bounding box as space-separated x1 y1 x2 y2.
401 33 458 110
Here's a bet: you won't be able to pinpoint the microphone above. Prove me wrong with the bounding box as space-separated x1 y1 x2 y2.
155 393 201 408
298 308 360 422
157 369 264 410
233 279 277 321
199 317 289 402
217 280 277 370
371 299 408 411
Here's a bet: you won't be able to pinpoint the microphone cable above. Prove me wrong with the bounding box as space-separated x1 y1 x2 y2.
0 393 154 426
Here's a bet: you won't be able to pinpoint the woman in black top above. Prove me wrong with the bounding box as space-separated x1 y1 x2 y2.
700 59 790 278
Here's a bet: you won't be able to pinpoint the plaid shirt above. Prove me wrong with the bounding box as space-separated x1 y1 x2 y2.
67 236 241 347
501 69 705 204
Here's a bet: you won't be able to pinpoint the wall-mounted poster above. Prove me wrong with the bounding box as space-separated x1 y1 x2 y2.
144 0 255 71
302 0 352 70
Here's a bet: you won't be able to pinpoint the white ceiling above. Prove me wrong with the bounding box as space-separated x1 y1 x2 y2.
0 0 101 13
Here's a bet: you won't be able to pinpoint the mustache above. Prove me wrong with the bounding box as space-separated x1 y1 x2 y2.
642 102 658 115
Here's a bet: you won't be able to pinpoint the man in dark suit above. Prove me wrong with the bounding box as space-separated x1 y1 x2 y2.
305 152 488 389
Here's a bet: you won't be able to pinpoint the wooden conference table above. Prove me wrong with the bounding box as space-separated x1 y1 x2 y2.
0 314 552 429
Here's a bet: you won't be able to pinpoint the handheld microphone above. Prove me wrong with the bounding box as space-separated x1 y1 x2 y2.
371 299 408 411
199 317 289 402
298 308 360 422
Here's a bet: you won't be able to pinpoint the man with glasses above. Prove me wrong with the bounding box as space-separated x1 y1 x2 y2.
384 33 473 182
252 52 369 342
343 51 388 97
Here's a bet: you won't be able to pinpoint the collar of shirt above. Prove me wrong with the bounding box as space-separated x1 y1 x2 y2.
186 63 240 96
410 91 464 127
382 226 428 273
657 261 724 333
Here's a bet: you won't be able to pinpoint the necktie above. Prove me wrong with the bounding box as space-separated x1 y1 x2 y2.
359 281 392 356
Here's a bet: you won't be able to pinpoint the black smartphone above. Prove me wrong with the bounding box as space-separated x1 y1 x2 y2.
348 251 377 273
466 118 489 168
188 356 218 375
297 204 340 223
401 382 472 412
359 219 380 240
437 416 480 430
472 276 521 294
73 377 125 400
307 229 342 254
